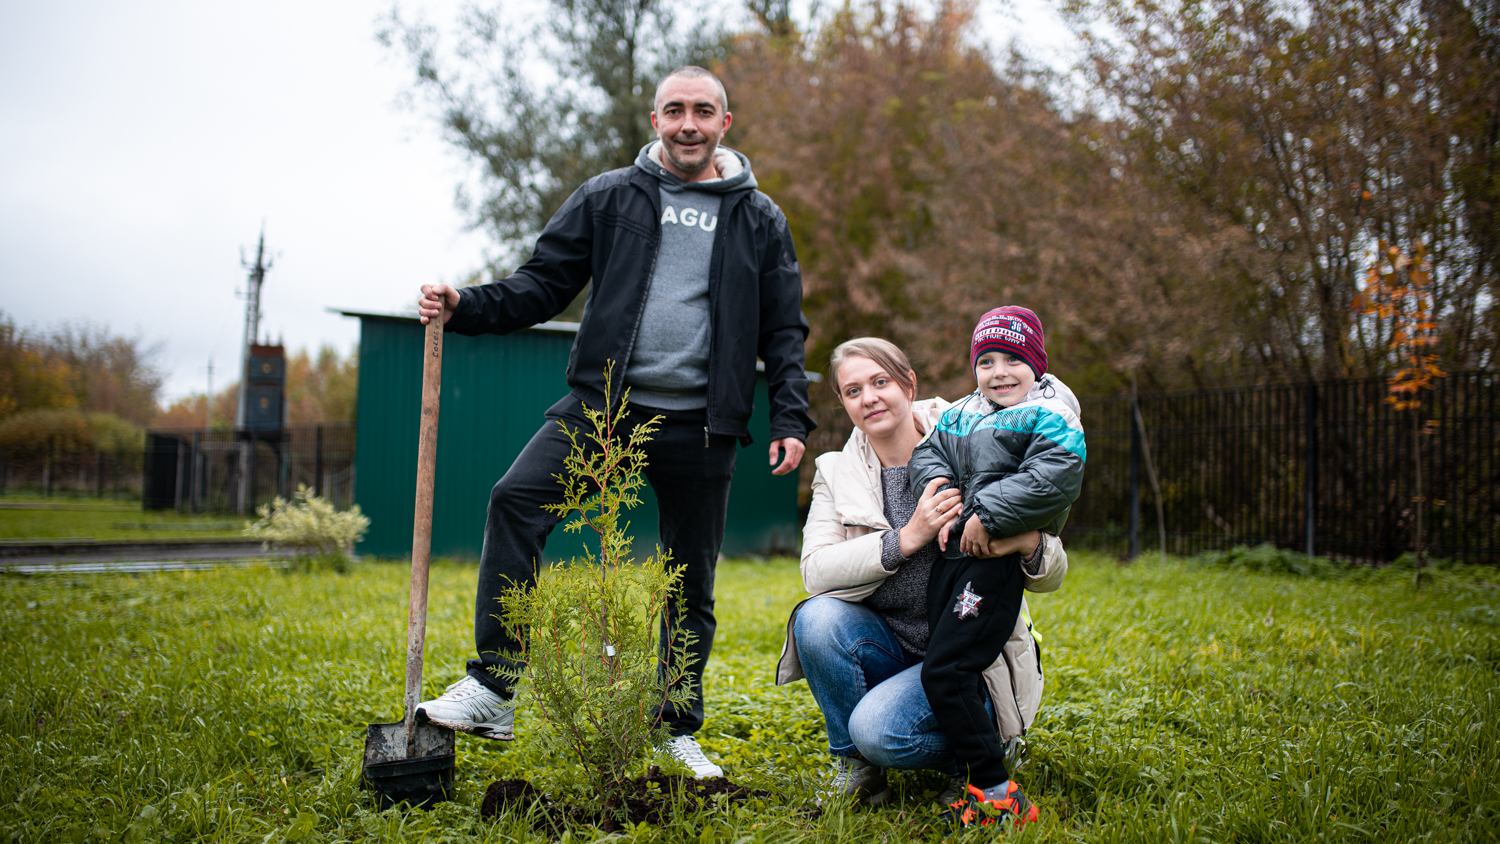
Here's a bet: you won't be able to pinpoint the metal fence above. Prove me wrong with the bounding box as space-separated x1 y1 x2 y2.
0 423 357 515
0 447 143 499
1063 371 1498 565
145 423 357 514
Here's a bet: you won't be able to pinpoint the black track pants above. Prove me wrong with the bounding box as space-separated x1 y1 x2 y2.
921 552 1026 787
465 392 737 736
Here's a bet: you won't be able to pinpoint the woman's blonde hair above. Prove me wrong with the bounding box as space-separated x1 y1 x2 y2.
828 337 917 400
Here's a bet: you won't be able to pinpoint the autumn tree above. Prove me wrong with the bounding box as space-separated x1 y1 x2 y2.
0 311 163 427
381 0 1495 484
379 1 713 268
42 320 165 426
154 385 238 430
155 344 358 429
726 2 1251 459
1064 0 1500 380
285 344 359 423
1357 241 1445 578
0 410 142 455
0 313 78 420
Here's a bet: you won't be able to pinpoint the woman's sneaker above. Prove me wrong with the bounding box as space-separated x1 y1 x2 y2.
947 781 1039 828
657 735 723 778
414 676 515 740
936 775 966 807
818 756 893 806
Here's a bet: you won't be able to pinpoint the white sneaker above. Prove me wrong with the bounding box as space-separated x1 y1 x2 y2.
658 735 723 778
818 756 893 806
415 676 515 740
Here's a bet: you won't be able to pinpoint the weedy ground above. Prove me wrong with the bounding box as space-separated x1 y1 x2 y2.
1 552 1497 842
0 496 244 540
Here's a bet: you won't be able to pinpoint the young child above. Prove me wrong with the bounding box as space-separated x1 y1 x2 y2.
908 306 1085 828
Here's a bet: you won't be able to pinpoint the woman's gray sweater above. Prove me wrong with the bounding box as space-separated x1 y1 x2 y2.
864 466 937 660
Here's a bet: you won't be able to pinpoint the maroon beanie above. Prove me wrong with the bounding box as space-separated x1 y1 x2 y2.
971 306 1047 378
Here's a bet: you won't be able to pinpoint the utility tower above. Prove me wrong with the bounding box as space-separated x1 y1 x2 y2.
234 227 272 430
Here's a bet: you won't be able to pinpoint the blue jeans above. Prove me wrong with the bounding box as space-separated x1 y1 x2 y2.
793 595 993 773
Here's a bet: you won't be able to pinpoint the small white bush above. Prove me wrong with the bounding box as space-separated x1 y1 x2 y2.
245 485 369 569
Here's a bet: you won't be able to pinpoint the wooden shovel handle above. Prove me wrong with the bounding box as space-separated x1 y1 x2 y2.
403 317 443 753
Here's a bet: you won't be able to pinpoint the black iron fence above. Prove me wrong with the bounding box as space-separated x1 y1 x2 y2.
0 447 143 499
1063 371 1498 565
0 423 356 515
144 423 356 514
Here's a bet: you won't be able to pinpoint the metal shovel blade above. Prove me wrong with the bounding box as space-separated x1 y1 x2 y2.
361 720 456 810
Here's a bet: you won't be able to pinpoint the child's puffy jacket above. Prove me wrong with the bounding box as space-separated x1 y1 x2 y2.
908 374 1086 542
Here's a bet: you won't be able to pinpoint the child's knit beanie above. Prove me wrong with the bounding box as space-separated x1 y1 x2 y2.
971 306 1048 379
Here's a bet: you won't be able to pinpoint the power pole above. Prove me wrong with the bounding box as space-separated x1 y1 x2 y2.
205 358 214 432
235 225 272 430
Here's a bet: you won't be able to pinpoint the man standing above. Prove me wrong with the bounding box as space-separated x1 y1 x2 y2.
414 66 814 777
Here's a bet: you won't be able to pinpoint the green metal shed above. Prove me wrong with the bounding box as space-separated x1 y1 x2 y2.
340 310 802 562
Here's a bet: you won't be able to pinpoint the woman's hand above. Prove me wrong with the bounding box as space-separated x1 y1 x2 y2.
899 478 962 558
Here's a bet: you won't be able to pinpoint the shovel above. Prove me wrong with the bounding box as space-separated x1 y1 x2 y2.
362 316 456 810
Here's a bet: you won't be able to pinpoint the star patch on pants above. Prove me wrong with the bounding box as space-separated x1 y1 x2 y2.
953 581 982 619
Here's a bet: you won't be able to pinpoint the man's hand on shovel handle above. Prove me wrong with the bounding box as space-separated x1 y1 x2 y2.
418 284 460 325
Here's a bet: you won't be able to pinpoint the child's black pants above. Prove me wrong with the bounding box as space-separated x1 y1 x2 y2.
921 551 1026 787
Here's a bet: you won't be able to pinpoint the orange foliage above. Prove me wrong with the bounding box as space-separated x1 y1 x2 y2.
1355 242 1445 409
724 2 1249 459
154 386 238 430
284 345 358 424
153 344 357 429
0 316 80 420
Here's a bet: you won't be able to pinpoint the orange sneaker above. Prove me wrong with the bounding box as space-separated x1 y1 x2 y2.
946 781 1039 829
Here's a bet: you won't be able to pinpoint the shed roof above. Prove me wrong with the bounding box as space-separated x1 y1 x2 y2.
331 308 820 380
330 307 580 334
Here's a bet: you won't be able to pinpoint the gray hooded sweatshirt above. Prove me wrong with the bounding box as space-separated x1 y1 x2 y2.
625 141 758 410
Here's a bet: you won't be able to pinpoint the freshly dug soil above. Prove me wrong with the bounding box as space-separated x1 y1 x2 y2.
481 766 769 833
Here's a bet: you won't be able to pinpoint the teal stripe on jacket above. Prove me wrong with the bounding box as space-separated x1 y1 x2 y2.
934 404 1088 461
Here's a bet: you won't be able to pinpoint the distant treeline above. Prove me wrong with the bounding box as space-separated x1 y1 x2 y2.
153 345 358 430
0 309 357 454
385 0 1498 460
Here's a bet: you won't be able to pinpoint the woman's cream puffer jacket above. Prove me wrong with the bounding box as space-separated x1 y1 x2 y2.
774 398 1067 741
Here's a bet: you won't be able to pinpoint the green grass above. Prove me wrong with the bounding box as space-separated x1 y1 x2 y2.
0 496 246 541
2 553 1497 842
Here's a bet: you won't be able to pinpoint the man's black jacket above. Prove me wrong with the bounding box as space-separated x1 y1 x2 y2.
445 165 815 445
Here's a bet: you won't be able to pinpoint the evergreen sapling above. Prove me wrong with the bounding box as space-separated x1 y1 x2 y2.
492 366 696 805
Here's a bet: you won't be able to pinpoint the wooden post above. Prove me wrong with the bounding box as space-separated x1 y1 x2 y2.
1304 383 1318 558
1128 396 1141 560
190 431 201 513
248 431 258 512
315 425 324 498
175 440 187 512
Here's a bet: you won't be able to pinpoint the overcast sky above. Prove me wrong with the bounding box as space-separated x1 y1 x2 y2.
0 0 1075 405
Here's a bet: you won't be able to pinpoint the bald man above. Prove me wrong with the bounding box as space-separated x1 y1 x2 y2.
414 66 814 777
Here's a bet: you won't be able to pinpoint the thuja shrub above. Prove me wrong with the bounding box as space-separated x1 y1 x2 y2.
493 368 693 805
244 484 370 571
